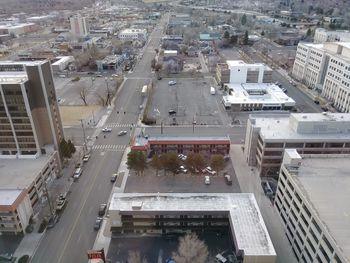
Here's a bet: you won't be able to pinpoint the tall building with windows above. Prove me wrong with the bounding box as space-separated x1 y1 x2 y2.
275 149 349 263
0 60 64 159
69 14 88 37
292 42 350 112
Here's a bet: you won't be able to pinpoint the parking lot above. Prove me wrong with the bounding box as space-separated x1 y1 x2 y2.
125 159 241 193
148 77 228 125
107 232 234 263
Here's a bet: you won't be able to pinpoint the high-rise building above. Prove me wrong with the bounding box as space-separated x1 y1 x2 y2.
275 149 349 263
0 60 64 159
314 28 350 44
70 14 88 37
292 42 350 112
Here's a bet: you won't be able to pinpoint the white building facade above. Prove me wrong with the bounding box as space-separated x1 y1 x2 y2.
292 42 350 112
314 28 350 44
118 29 147 41
275 149 348 263
70 14 88 37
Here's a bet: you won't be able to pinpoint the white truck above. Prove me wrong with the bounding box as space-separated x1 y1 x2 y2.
141 85 148 97
210 86 216 95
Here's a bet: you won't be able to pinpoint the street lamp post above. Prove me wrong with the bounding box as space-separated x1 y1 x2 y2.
80 119 87 154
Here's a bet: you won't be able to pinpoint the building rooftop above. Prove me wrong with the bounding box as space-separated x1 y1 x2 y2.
251 113 350 141
0 153 53 190
291 156 350 261
109 193 276 257
223 83 295 106
0 189 23 206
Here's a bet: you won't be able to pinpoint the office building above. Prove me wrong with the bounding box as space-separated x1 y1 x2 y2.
314 28 350 44
132 135 230 155
0 151 60 234
0 60 64 159
70 14 88 37
118 29 147 41
274 149 348 263
244 113 350 176
292 42 350 112
109 193 277 263
219 60 294 111
222 83 295 111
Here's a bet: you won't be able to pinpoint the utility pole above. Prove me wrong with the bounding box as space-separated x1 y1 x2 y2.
161 120 163 134
80 119 87 154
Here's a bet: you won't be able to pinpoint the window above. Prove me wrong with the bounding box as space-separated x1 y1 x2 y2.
303 204 311 218
319 246 330 262
312 218 322 234
298 222 306 236
307 237 316 253
322 235 334 253
310 228 319 244
334 254 342 263
301 213 308 226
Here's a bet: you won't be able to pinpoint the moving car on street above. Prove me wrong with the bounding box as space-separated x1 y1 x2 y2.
118 131 127 136
204 176 210 185
102 127 112 132
168 80 176 86
83 154 90 162
111 173 118 182
224 174 232 185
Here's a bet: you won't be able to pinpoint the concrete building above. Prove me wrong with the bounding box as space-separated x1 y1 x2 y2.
0 23 38 36
274 149 349 263
292 42 350 112
51 56 75 73
118 29 147 41
109 193 277 263
0 151 60 234
222 83 295 111
70 14 88 37
132 135 230 155
226 60 272 84
0 61 64 160
244 113 350 177
314 28 350 44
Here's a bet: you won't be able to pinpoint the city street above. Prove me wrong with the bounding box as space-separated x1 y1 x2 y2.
32 15 169 263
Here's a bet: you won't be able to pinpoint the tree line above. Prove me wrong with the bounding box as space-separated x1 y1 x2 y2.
127 151 225 176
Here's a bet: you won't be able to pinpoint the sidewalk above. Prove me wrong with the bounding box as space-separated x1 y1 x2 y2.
13 148 82 263
229 144 297 263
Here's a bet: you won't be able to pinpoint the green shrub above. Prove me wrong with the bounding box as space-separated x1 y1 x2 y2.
71 76 80 82
18 255 29 263
25 224 33 234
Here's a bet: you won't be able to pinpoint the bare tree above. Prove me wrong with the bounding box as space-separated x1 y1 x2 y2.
172 233 208 263
78 84 88 106
127 250 148 263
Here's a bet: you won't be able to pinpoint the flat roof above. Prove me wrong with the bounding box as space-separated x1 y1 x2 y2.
251 113 350 141
224 83 295 106
109 193 276 257
0 189 23 206
293 156 350 260
149 135 230 142
0 154 53 190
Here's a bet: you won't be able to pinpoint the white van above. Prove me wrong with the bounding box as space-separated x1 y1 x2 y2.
73 167 82 180
210 86 216 95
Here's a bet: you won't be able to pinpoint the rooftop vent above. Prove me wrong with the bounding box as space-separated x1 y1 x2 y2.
131 201 143 210
302 115 307 119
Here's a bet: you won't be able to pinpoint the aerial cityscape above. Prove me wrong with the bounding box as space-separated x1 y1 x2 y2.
0 0 349 262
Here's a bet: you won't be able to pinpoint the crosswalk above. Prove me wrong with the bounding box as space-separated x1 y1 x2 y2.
92 144 127 152
104 123 133 128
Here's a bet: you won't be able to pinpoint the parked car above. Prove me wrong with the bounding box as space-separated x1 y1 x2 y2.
73 167 82 180
118 130 127 136
111 173 118 182
178 154 187 161
98 204 107 216
83 154 90 162
203 166 217 175
281 87 287 93
56 199 66 211
168 109 176 115
179 165 188 173
102 127 112 132
94 217 103 230
261 181 273 196
224 174 232 185
47 214 59 229
204 176 210 185
168 80 176 86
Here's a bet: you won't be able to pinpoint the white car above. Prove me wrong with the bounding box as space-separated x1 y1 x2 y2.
118 131 127 136
83 154 90 162
168 80 177 86
204 166 217 175
102 127 112 132
204 176 210 185
178 154 187 161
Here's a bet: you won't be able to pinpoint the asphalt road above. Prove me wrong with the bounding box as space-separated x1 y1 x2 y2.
32 15 168 263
